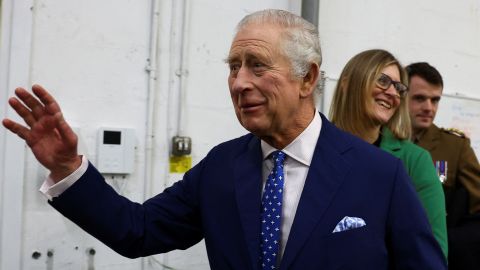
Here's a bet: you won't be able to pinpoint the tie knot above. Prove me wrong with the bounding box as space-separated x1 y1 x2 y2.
271 150 286 166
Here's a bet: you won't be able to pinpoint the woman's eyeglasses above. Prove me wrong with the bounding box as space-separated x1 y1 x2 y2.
376 73 408 98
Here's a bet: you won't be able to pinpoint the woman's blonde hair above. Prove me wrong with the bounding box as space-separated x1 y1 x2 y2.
329 49 411 140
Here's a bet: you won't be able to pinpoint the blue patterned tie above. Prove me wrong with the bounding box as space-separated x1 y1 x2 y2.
260 150 286 270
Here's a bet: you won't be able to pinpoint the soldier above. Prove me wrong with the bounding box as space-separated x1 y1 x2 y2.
406 62 480 269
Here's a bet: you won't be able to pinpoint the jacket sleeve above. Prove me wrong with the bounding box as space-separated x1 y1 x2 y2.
457 138 480 214
49 162 204 258
387 159 447 269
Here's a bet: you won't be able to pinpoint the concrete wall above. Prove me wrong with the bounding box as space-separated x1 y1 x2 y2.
1 0 479 269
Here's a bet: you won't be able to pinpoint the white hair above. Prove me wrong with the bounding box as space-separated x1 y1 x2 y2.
236 9 322 80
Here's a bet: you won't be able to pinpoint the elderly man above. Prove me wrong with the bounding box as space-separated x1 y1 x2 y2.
3 9 445 269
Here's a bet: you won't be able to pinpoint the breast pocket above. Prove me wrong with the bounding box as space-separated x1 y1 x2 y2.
325 226 386 268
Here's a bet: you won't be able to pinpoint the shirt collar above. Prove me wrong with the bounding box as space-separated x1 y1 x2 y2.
261 112 322 166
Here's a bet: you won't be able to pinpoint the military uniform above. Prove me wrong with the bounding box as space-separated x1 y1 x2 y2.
416 124 480 217
416 124 480 269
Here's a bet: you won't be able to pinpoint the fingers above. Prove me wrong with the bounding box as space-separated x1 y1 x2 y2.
29 85 76 145
7 96 37 127
7 85 63 128
14 87 46 121
54 111 78 147
2 118 30 141
31 84 62 116
5 84 74 141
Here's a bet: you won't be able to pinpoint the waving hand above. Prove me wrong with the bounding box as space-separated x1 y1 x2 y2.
2 85 81 182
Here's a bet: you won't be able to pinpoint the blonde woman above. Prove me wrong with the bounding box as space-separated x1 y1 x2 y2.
330 49 448 259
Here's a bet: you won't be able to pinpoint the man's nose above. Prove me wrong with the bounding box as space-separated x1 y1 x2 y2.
423 99 433 111
231 66 253 93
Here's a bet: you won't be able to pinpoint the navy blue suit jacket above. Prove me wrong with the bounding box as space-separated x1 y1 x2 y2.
50 114 446 269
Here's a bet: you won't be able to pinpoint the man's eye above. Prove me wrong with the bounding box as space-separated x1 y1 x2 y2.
413 96 426 102
229 63 240 72
252 62 267 74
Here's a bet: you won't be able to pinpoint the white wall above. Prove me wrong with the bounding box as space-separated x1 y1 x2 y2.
0 0 299 269
318 0 480 114
1 0 480 269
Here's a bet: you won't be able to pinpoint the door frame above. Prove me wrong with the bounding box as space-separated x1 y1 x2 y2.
0 0 33 269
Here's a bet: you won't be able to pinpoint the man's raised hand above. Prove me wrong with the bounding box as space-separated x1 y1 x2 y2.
2 85 81 182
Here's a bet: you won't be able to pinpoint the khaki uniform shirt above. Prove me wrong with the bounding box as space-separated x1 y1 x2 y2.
416 124 480 214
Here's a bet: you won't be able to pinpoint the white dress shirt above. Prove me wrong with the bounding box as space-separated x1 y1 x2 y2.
40 112 322 260
40 155 89 200
260 112 322 259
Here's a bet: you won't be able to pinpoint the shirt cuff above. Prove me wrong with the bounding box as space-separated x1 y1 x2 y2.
39 155 89 201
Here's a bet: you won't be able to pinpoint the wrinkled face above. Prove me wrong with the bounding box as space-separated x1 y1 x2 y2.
369 65 402 125
227 23 307 141
408 75 442 131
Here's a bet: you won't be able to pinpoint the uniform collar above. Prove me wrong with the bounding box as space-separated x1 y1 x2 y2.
416 124 441 151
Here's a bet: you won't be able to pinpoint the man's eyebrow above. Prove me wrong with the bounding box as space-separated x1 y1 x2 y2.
224 51 268 65
224 54 239 64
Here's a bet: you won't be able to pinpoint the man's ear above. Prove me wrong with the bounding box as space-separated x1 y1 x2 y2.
300 63 320 98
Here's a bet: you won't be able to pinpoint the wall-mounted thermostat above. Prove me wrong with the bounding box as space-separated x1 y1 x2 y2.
97 128 135 174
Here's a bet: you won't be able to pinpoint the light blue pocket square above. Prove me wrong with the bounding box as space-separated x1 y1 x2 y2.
332 216 366 233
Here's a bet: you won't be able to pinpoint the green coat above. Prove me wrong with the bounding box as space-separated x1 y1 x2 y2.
380 127 448 259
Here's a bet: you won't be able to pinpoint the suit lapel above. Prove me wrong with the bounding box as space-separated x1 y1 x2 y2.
280 115 352 269
234 137 263 270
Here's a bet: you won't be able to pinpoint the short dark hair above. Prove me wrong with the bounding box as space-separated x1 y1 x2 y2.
405 62 443 88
